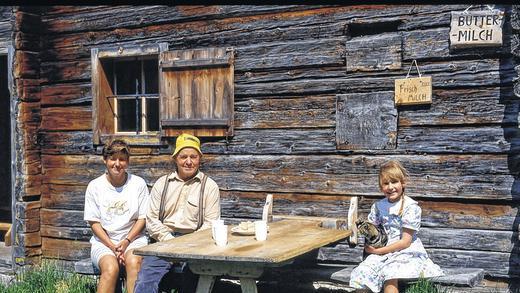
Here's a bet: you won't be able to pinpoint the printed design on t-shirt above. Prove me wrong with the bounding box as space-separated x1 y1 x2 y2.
104 199 129 220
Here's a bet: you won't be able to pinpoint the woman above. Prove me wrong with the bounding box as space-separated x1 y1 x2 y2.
84 139 150 293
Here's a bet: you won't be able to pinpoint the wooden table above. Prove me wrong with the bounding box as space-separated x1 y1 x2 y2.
134 218 351 293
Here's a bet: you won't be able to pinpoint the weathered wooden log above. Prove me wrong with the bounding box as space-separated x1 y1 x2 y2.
41 237 90 260
41 225 91 241
36 85 517 133
40 5 465 62
398 126 520 153
42 6 327 34
15 79 41 102
13 51 39 79
399 86 519 126
41 153 520 200
235 95 335 129
39 182 519 231
346 32 401 72
41 82 92 106
41 106 92 131
403 27 510 61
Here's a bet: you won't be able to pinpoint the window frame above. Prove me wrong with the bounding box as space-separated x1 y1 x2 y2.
91 43 168 145
111 56 159 135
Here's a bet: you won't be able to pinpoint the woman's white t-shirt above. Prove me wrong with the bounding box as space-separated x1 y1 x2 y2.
84 173 150 244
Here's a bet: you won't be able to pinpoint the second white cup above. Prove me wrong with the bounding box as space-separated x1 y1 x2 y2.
255 220 268 241
211 219 224 240
214 224 228 246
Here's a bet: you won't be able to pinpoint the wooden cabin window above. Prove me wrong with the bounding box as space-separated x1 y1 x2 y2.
159 47 235 138
111 57 159 134
92 44 234 145
92 44 167 145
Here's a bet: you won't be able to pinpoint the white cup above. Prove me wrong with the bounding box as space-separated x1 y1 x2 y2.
211 219 224 240
214 224 228 246
255 220 268 241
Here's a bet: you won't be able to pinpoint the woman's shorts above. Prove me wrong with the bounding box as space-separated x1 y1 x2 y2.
91 236 148 269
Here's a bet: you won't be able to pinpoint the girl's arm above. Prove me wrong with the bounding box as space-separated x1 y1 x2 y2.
365 227 414 255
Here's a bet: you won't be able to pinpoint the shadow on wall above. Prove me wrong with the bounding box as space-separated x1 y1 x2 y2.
502 5 520 290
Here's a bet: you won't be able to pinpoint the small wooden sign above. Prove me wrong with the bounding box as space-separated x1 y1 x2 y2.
450 10 504 49
394 76 432 106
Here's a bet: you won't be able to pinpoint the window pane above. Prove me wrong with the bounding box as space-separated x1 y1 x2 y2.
143 59 158 94
146 98 159 131
117 98 142 132
115 60 140 95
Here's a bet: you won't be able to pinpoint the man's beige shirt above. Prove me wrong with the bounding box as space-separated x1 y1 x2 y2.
146 171 221 242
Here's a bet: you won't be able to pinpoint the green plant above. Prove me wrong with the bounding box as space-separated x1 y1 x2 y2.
0 260 96 293
405 277 446 293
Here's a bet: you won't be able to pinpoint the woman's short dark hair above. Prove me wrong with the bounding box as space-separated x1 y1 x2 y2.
102 139 130 160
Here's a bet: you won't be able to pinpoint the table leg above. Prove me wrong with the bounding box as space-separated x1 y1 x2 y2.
195 274 216 293
239 277 258 293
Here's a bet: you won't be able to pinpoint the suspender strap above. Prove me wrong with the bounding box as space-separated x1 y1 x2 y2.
196 174 208 230
158 173 174 223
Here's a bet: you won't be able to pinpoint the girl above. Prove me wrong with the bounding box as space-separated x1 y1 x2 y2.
349 160 444 293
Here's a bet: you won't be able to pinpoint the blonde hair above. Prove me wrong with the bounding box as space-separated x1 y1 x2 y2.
379 160 409 216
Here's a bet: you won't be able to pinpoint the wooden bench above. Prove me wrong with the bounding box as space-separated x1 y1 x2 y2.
330 265 485 289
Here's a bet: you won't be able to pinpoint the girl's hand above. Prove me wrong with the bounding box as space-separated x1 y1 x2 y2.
364 245 383 255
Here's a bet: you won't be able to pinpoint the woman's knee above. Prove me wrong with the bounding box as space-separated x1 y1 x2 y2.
99 255 120 278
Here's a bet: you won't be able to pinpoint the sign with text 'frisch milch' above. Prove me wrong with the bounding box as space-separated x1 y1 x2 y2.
394 76 432 106
450 9 504 49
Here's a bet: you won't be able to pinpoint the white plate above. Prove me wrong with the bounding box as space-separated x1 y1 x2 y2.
231 226 255 235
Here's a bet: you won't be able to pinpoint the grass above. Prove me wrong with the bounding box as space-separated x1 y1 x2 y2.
405 277 447 293
0 260 96 293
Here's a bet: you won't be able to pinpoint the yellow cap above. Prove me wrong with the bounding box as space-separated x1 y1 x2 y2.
172 133 202 157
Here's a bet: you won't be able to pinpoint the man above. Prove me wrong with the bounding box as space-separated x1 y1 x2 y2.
134 133 221 293
84 139 150 293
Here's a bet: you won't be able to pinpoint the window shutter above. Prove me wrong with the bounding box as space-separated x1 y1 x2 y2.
91 48 115 145
159 47 234 137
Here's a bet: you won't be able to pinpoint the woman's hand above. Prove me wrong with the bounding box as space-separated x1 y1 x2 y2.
115 238 130 265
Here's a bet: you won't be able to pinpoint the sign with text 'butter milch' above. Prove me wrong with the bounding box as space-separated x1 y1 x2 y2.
394 76 432 106
450 10 504 49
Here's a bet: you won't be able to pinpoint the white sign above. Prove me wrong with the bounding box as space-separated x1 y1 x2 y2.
450 10 504 48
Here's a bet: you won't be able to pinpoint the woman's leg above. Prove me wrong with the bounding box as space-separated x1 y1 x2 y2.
384 279 399 293
98 255 120 293
123 250 142 293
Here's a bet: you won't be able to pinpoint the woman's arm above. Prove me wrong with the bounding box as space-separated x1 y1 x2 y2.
88 221 117 252
115 218 146 263
365 227 414 255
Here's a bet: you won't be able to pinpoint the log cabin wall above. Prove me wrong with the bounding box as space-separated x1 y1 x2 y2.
10 4 520 289
7 6 43 268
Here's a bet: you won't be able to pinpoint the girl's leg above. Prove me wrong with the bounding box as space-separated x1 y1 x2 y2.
123 250 142 293
384 279 399 293
98 255 120 293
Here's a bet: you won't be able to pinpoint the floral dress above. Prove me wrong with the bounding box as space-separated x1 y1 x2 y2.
349 196 444 292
